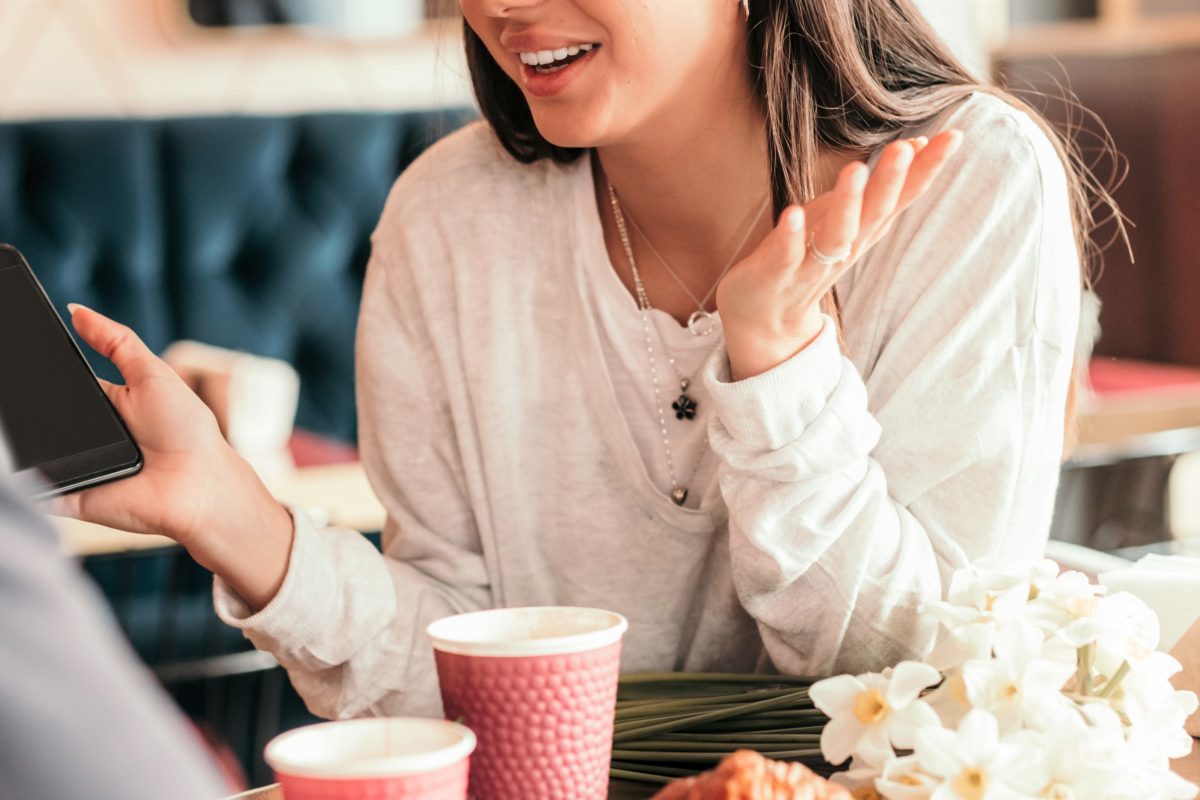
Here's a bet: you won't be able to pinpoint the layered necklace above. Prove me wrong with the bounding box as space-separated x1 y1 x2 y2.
606 183 768 505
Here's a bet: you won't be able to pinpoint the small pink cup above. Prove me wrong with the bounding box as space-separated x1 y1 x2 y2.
427 606 629 800
264 717 476 800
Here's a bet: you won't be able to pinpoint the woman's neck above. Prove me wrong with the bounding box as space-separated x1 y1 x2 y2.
595 95 772 268
592 81 780 323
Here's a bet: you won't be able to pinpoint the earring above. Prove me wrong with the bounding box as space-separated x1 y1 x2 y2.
741 0 750 19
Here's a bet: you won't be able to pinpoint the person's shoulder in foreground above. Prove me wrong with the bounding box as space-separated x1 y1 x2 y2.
0 451 226 800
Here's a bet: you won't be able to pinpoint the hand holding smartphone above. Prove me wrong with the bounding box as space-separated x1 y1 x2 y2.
0 244 296 608
0 245 142 498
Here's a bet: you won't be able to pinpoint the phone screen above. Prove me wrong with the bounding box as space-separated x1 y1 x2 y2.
0 262 129 472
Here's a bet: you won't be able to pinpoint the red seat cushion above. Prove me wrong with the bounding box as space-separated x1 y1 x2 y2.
1088 358 1200 398
287 429 359 468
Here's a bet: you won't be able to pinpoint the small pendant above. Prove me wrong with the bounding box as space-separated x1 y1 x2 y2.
672 394 698 421
680 378 691 392
687 310 716 337
671 487 688 506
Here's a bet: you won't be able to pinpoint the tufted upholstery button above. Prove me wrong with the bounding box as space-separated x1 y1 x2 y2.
0 109 476 442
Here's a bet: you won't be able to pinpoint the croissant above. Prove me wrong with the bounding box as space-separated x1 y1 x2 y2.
649 751 852 800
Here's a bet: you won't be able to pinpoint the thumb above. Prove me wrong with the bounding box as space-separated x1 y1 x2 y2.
68 304 165 385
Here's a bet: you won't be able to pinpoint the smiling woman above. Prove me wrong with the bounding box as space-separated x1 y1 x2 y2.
60 0 1112 726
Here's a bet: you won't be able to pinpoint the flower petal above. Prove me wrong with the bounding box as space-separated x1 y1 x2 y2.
915 726 964 779
888 700 941 750
820 713 864 766
993 620 1042 665
857 719 895 768
887 661 942 708
810 674 866 717
955 709 999 766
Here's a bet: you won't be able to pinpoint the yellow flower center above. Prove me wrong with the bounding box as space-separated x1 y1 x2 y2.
1043 782 1076 800
851 788 883 800
852 688 890 724
1002 682 1020 701
897 775 923 786
953 767 988 800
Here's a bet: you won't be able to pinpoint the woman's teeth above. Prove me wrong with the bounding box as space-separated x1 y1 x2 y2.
519 44 596 73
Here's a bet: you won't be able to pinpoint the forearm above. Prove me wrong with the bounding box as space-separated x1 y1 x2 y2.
706 322 962 674
183 450 295 612
720 454 947 675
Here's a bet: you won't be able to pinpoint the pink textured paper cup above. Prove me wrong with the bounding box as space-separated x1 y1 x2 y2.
427 607 629 800
264 717 475 800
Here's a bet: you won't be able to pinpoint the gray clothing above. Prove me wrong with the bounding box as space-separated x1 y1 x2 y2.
0 461 226 799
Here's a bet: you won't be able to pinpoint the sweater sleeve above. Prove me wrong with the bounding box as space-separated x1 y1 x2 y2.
212 235 491 720
703 101 1080 677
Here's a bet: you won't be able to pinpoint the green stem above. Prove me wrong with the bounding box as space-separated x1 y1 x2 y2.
612 688 813 743
1098 661 1132 699
609 767 675 785
1077 643 1094 696
616 688 804 718
620 672 818 686
611 748 826 763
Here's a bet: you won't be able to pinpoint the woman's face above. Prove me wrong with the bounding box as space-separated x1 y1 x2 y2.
459 0 748 150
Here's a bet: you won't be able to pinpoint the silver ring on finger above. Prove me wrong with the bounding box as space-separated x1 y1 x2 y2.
809 232 852 266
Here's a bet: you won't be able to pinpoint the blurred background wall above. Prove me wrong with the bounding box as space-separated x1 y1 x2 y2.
0 0 471 119
0 0 994 120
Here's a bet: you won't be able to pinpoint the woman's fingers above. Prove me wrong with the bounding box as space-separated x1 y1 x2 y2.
859 140 915 240
69 304 165 386
895 129 963 211
809 162 868 266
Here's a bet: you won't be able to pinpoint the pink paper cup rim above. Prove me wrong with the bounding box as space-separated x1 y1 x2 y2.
264 717 476 779
426 606 628 657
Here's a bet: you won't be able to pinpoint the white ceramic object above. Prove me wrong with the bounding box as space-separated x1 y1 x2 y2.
1101 555 1200 651
163 340 299 482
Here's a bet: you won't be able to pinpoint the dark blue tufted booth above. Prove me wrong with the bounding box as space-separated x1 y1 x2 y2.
0 109 476 442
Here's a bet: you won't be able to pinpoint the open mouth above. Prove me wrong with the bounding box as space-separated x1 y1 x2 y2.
519 43 601 75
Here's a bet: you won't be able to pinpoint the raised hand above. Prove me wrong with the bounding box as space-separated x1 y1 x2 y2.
717 130 964 380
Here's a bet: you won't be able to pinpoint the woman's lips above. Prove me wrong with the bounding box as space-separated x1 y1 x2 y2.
519 46 600 99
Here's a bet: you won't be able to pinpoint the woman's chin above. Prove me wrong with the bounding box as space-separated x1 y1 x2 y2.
527 111 612 151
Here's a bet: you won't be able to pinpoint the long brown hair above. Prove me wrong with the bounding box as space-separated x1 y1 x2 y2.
463 0 1118 445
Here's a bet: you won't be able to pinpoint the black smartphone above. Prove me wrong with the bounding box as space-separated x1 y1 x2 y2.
0 244 143 499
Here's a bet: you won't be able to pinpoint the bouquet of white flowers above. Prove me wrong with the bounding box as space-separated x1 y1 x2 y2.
811 559 1200 800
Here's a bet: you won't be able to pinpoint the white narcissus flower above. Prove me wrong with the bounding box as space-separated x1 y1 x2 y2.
1055 591 1160 679
1028 711 1142 799
924 566 1044 664
1119 654 1199 767
829 760 884 799
1023 567 1106 633
875 755 941 800
914 709 1046 799
960 624 1075 733
811 662 943 767
925 667 973 730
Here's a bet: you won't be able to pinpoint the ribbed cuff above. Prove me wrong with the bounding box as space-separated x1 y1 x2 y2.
704 315 843 450
212 506 329 651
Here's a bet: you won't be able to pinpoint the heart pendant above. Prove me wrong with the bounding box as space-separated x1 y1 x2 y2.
671 487 688 506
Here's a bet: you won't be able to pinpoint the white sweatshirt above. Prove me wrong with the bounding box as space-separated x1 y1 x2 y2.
215 92 1080 720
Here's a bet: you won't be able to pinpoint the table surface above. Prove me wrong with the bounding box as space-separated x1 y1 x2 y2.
57 461 386 557
230 749 1200 799
229 779 658 799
